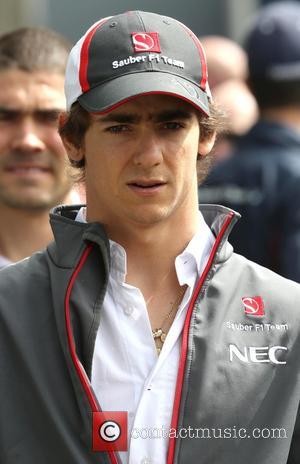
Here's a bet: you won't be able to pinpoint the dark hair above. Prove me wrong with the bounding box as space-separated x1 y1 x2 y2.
0 27 71 74
248 78 300 110
59 100 226 184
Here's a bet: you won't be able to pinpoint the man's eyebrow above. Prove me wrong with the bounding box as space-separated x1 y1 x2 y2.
96 113 141 124
0 107 22 115
153 110 194 123
0 107 63 114
96 109 193 124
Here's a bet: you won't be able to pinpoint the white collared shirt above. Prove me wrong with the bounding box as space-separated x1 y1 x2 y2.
0 255 13 269
75 208 214 464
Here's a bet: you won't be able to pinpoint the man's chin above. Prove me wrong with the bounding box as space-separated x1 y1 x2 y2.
0 187 71 211
1 197 57 211
126 205 173 226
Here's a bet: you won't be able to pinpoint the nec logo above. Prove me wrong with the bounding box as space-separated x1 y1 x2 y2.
229 344 288 365
131 32 161 52
242 296 265 317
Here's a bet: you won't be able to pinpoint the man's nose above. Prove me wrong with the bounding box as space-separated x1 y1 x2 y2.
133 131 163 167
11 119 46 153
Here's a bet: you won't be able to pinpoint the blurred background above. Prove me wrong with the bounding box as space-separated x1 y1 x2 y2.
0 0 295 44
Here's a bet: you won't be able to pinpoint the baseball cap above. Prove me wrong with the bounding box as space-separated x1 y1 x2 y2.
65 10 211 115
245 1 300 80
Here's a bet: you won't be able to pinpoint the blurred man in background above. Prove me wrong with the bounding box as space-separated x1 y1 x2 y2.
0 27 77 268
200 35 248 87
200 35 258 161
210 78 258 161
200 1 300 282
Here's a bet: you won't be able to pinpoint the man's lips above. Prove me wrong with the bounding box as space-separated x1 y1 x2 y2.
127 179 167 195
4 164 53 175
127 179 166 187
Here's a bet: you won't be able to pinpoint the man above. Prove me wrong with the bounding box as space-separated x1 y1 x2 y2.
199 35 248 88
0 27 77 267
198 35 258 161
200 1 300 282
0 10 300 464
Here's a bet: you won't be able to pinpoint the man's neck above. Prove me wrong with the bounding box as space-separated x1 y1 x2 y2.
117 208 201 331
0 205 53 263
108 207 200 292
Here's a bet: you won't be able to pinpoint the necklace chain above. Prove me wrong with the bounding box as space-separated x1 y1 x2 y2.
151 284 187 355
145 268 173 308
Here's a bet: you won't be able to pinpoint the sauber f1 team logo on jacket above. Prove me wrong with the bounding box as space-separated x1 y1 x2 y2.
242 296 265 317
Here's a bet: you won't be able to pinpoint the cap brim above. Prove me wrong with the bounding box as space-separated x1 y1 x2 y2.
78 72 210 116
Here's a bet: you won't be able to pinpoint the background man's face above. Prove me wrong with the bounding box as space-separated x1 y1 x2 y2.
0 69 71 210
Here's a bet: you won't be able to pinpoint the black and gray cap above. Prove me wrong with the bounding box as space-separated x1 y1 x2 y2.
65 10 211 115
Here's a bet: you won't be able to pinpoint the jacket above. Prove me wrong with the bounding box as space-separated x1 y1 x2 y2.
0 203 299 464
199 120 300 282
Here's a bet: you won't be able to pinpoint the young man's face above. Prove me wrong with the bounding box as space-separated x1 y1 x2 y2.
69 94 214 228
0 69 71 210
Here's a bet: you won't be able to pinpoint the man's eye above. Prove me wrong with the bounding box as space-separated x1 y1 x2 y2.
0 111 20 122
35 111 60 124
107 125 130 133
163 122 183 130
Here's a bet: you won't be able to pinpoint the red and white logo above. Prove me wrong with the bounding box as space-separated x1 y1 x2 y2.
242 296 265 317
131 32 161 53
92 411 128 452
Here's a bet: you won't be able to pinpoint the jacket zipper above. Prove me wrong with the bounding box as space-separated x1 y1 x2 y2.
166 212 235 464
65 243 119 464
65 212 234 464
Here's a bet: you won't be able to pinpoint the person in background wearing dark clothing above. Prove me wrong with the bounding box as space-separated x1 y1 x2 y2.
200 1 300 283
199 35 248 88
0 28 79 269
209 78 258 161
199 35 258 162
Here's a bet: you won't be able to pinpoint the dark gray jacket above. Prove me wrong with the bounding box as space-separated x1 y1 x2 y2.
0 204 299 464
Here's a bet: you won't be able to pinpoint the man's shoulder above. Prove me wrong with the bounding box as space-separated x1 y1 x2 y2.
229 252 300 308
201 137 300 204
0 250 54 334
0 250 50 296
212 144 300 176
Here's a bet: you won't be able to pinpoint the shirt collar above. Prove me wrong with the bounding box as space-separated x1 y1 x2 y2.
75 207 215 286
75 206 87 224
175 212 215 288
0 255 13 269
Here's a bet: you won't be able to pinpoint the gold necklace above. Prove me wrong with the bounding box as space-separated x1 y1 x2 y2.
152 285 187 355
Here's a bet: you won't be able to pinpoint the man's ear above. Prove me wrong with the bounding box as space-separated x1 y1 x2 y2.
198 131 216 157
59 112 84 162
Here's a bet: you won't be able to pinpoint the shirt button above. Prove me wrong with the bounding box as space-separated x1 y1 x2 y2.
124 306 134 316
141 459 152 464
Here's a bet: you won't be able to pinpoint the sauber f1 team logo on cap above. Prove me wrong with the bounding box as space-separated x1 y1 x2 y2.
242 296 265 317
131 32 161 52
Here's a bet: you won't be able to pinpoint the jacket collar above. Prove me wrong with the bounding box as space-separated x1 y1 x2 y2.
48 204 110 270
199 204 240 263
48 203 240 268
